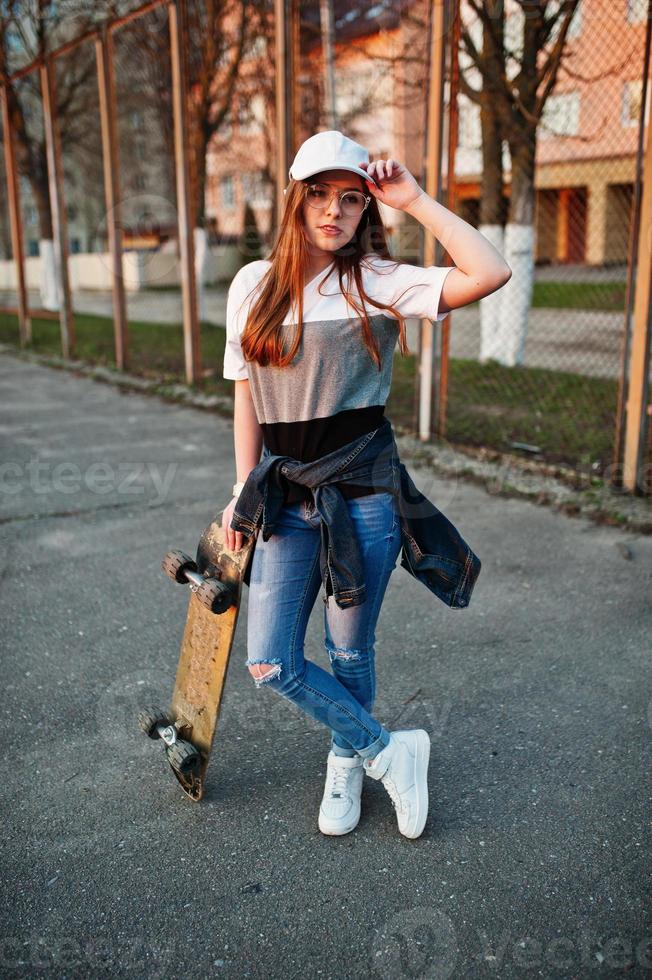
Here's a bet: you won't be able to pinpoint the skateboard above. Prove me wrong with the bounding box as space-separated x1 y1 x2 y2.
138 516 255 801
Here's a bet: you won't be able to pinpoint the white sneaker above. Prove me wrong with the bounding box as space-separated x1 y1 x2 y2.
362 730 430 839
318 750 364 836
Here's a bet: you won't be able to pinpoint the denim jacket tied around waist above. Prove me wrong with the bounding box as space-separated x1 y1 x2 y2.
230 416 481 610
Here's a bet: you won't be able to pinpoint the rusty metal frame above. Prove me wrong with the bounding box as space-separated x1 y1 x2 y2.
614 0 652 494
0 0 205 385
418 0 448 443
437 0 461 440
169 0 200 385
290 0 300 150
275 0 295 232
0 82 31 345
95 26 128 371
622 76 652 493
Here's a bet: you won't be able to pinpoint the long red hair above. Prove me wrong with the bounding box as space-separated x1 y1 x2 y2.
238 177 420 372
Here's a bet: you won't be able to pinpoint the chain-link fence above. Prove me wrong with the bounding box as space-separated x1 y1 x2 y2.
0 0 650 490
444 0 650 486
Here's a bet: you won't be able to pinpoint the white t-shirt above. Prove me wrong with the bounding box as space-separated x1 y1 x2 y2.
223 253 453 501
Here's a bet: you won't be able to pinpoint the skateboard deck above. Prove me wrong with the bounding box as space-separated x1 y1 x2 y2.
139 516 255 801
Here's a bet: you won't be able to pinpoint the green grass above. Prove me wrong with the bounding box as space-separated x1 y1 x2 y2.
451 359 616 466
0 311 233 395
387 352 617 469
463 281 626 312
1 310 618 471
531 281 626 311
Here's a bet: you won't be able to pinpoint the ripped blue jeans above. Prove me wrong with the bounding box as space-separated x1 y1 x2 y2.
245 491 402 759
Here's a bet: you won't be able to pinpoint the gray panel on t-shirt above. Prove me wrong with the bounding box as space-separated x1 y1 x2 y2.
246 313 399 424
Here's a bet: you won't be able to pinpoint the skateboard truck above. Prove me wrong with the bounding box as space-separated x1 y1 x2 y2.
138 706 202 778
161 549 235 614
157 723 179 747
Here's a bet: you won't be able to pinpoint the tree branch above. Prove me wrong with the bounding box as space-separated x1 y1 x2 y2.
535 2 580 117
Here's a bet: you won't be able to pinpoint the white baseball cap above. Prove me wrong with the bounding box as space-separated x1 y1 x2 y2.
288 130 381 188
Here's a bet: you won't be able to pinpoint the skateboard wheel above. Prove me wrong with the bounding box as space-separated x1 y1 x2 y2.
138 706 170 739
195 577 233 614
166 739 201 775
162 550 198 584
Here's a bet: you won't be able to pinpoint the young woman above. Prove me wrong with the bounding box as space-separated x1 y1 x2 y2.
221 130 511 840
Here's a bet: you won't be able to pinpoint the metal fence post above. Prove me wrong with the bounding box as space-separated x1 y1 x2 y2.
275 0 293 234
320 0 338 130
40 56 75 358
623 96 652 493
169 0 200 385
290 0 300 149
96 26 128 371
0 80 31 346
438 0 460 440
418 0 447 443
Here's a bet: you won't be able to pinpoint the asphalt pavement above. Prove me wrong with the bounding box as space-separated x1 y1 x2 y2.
1 352 650 979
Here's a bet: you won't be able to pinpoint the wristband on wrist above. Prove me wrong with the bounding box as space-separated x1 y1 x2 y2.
232 481 245 498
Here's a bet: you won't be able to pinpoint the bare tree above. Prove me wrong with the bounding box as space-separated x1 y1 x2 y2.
132 0 267 222
299 1 436 139
459 0 582 365
0 0 112 307
128 0 255 314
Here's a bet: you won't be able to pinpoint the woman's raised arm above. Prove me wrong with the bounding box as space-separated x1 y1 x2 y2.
359 157 512 313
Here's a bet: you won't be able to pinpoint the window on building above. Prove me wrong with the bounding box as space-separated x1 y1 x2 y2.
506 2 581 64
66 204 78 223
458 96 481 149
69 238 81 254
337 66 386 116
546 0 582 41
540 92 580 139
567 1 582 37
626 0 647 24
621 79 651 127
241 171 271 208
251 94 266 129
28 240 39 257
220 175 236 209
134 174 147 190
237 101 252 132
25 205 37 226
505 7 524 64
243 35 266 60
300 91 315 118
216 47 231 68
218 111 233 140
237 95 265 133
130 110 144 130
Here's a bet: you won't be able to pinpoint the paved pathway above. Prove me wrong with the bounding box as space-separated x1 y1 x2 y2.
1 353 650 978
